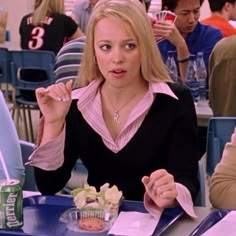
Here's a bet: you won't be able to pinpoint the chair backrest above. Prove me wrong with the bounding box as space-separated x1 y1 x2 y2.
10 50 55 92
19 140 37 191
0 47 12 98
206 117 236 176
194 160 206 207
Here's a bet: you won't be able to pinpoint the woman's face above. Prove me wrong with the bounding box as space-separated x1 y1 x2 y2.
93 17 142 89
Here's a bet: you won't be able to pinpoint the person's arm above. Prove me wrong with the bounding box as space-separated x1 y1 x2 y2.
64 15 84 42
34 101 80 194
154 21 190 81
68 27 84 41
209 128 236 209
70 13 78 24
166 84 200 198
29 81 75 194
0 92 25 185
142 84 199 216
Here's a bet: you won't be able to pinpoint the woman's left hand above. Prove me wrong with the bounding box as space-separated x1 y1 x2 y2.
142 169 178 208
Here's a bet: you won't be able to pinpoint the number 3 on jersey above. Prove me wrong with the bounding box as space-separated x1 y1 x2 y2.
28 27 45 50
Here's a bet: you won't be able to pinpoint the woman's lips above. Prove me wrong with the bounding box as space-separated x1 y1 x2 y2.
110 70 126 78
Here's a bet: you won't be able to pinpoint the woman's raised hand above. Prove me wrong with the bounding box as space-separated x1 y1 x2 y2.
36 80 73 124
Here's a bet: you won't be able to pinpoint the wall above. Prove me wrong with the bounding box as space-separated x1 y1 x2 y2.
200 0 210 20
0 0 33 43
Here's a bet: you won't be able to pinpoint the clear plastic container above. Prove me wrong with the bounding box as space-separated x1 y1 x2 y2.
59 207 118 233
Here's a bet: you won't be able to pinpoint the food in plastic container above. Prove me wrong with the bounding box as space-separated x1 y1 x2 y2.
60 183 122 233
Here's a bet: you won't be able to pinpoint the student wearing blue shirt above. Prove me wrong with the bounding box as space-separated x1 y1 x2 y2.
155 0 223 81
0 91 25 185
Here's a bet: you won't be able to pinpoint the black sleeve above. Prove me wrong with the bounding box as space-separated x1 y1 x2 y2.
64 15 78 37
34 101 80 194
167 83 200 201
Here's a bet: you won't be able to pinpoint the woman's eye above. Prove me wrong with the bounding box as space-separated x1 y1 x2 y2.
126 43 136 49
100 45 111 51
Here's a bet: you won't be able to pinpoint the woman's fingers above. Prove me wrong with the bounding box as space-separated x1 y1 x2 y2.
40 82 72 102
142 169 177 200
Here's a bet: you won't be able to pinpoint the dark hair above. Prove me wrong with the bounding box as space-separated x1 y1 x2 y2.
138 0 151 12
161 0 204 11
208 0 236 12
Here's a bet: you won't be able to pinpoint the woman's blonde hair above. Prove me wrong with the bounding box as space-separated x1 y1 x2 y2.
75 0 171 87
76 0 171 87
32 0 65 26
34 0 42 9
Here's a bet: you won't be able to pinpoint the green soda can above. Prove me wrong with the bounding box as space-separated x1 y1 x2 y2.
0 179 23 229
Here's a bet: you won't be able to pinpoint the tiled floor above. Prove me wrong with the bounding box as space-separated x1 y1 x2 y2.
13 104 211 207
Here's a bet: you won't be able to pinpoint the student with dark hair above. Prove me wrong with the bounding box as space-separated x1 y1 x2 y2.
201 0 236 37
154 0 223 81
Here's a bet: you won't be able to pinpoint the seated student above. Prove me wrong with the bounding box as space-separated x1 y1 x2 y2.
0 91 25 185
154 0 223 81
29 0 199 218
201 0 236 37
54 36 86 83
19 0 83 55
209 128 236 209
208 35 236 116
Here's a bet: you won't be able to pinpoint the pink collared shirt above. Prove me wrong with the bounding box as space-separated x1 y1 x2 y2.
71 79 178 153
28 79 196 219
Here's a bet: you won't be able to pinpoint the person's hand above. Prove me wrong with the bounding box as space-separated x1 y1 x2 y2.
35 80 73 124
154 21 184 47
142 169 177 208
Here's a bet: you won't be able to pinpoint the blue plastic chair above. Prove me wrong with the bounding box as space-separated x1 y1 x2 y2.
206 117 236 176
19 140 37 191
0 47 12 100
10 50 55 141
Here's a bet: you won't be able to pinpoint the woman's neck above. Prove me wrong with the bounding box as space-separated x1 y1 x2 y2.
101 79 148 105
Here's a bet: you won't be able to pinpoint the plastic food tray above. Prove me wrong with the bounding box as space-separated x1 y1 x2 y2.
189 209 231 236
0 195 184 236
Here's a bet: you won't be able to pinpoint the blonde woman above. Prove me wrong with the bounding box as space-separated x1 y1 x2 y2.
29 0 199 219
19 0 83 55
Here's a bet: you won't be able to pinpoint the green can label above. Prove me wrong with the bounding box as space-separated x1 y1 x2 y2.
0 180 23 229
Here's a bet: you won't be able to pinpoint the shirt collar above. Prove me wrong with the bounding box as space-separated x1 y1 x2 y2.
149 81 178 100
72 78 178 105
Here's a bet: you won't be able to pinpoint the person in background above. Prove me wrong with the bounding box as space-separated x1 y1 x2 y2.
54 36 86 83
19 0 83 55
0 91 25 185
71 0 98 34
208 35 236 116
29 0 199 219
209 128 236 208
201 0 236 37
155 0 223 81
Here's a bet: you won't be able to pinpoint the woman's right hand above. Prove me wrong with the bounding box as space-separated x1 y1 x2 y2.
36 80 73 124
